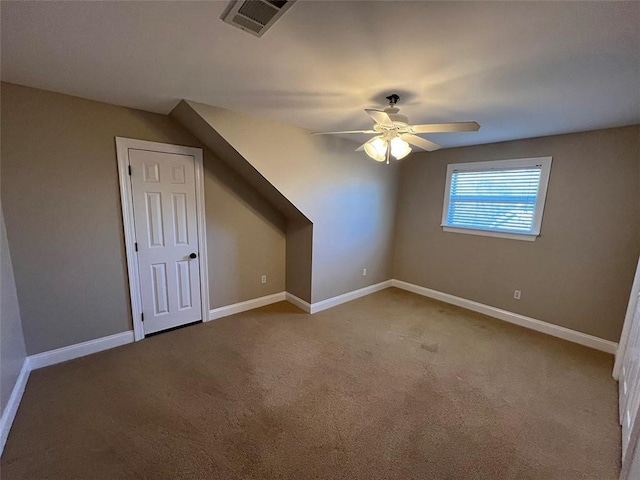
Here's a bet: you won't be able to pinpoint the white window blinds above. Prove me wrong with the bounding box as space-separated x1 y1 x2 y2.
442 157 552 241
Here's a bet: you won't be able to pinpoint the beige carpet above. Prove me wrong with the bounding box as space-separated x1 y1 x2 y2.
1 288 620 479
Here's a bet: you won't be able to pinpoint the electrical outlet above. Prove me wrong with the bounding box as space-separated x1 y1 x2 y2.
514 290 521 300
362 268 367 276
261 275 267 284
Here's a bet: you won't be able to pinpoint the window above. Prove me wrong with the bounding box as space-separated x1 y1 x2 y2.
441 156 552 241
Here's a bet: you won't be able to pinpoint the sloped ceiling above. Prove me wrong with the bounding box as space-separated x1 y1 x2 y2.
1 1 638 148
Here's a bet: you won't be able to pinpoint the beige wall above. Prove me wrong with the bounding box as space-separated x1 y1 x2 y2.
1 83 285 354
176 102 399 303
286 221 313 301
393 125 640 342
1 203 27 415
203 159 286 308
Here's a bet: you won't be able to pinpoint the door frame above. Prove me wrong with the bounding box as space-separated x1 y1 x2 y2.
115 137 209 341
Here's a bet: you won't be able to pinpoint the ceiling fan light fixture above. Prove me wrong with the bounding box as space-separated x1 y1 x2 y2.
390 136 412 160
312 94 480 163
364 136 387 162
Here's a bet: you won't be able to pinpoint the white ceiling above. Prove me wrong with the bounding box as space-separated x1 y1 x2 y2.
2 0 639 149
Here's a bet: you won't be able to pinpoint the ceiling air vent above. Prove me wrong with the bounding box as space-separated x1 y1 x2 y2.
221 0 296 37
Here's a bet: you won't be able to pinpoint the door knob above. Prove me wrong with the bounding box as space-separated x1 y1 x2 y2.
189 253 197 259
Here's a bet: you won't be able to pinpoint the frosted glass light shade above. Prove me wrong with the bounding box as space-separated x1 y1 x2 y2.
364 136 387 162
390 137 412 160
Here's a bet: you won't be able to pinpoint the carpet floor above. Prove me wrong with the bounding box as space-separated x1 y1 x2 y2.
1 288 620 479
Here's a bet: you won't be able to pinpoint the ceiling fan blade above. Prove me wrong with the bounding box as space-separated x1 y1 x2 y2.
365 109 394 127
355 142 367 152
411 122 480 133
401 133 441 152
312 129 377 135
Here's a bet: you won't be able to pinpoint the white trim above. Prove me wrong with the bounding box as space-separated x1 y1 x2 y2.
442 226 538 242
284 281 393 314
193 150 210 328
309 280 393 314
115 138 209 341
391 280 617 354
28 331 135 370
285 292 312 313
116 138 144 341
0 359 30 456
614 255 640 380
209 292 286 320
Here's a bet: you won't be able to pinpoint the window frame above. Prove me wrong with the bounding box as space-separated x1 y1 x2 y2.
441 156 553 242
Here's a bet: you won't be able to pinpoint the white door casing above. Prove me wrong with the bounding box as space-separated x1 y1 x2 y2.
116 138 209 340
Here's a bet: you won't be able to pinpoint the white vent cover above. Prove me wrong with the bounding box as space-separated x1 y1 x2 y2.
221 0 296 37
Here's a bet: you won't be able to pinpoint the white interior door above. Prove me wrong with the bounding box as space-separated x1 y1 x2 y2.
619 257 640 475
129 148 202 335
621 296 640 456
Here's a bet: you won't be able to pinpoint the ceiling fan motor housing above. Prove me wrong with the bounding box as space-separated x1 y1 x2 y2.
383 94 408 125
384 107 409 126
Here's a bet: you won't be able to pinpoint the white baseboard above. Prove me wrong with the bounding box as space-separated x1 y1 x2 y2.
285 292 312 313
28 331 135 371
310 280 393 314
391 279 618 354
0 359 30 456
209 292 286 321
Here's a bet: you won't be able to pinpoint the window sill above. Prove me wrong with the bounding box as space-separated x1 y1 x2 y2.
441 226 539 242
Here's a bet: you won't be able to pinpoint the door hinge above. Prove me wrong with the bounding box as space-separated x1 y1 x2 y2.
128 165 132 175
141 312 144 322
135 242 138 252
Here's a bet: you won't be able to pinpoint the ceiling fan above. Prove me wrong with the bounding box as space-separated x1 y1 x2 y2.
312 94 480 164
